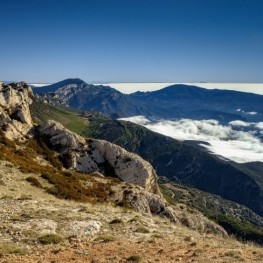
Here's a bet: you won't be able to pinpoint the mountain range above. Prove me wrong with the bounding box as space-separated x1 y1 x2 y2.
33 78 263 122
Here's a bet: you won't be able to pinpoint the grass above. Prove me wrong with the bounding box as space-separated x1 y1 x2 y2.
94 235 116 243
26 176 43 188
0 132 114 204
0 242 27 256
135 227 150 234
38 234 64 245
30 96 87 135
205 212 263 244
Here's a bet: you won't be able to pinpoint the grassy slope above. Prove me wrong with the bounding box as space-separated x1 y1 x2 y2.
30 96 87 135
29 100 263 244
160 181 263 244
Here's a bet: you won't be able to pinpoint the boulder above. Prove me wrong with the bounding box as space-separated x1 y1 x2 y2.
0 82 33 140
38 120 160 195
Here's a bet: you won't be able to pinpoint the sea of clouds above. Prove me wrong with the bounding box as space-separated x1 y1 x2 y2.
119 116 263 163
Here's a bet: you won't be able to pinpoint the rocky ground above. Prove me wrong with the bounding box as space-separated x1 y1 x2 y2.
0 160 263 263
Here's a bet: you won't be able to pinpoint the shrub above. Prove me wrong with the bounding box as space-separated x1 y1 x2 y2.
206 212 263 244
109 218 123 224
94 235 116 243
38 234 64 245
0 242 26 255
135 227 150 234
26 176 43 188
126 255 141 262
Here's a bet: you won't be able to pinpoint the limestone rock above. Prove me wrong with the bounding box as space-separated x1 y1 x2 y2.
62 220 101 237
38 120 160 194
111 183 227 235
0 82 33 140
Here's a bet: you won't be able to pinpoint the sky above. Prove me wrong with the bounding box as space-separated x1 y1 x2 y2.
1 0 263 84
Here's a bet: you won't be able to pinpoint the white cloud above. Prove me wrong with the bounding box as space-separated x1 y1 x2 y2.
99 83 263 95
120 117 263 163
229 120 252 127
234 108 257 115
255 122 263 129
246 111 258 115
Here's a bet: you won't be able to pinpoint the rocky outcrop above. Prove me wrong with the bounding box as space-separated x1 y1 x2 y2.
0 82 33 140
110 182 227 236
38 120 160 194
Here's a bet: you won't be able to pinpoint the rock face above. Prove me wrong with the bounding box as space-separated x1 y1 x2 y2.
0 82 33 140
109 182 227 235
38 120 160 194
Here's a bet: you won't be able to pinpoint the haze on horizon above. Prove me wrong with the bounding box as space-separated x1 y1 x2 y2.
1 0 263 85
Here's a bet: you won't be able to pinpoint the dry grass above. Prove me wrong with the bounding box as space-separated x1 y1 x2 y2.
0 242 27 256
0 133 115 204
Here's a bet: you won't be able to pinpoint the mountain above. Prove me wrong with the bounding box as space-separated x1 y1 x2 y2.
81 112 263 218
5 82 259 262
33 78 263 122
29 100 263 244
33 78 142 118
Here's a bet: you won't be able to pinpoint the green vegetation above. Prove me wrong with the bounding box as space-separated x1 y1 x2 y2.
160 182 263 245
0 242 26 255
109 218 123 224
30 96 87 135
38 234 64 245
0 132 113 204
135 227 150 234
205 212 263 244
160 187 176 205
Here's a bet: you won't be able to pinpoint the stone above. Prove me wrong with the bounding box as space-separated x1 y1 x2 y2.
63 220 101 237
0 82 33 140
38 120 160 195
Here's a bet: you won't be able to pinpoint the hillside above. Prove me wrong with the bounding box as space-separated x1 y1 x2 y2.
28 98 263 243
1 159 263 263
33 78 263 122
4 82 258 262
80 112 263 218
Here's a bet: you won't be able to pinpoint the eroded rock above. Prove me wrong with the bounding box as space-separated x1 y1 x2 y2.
0 82 33 140
38 120 160 195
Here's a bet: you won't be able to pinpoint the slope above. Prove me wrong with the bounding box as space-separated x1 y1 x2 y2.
81 112 263 218
29 99 263 243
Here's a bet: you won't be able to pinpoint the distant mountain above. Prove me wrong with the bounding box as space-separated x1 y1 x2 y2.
33 78 263 122
33 78 142 118
82 111 263 218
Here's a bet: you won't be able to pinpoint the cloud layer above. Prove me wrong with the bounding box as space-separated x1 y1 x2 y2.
120 116 263 163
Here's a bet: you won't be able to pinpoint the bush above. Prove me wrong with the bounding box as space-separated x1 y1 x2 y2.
94 235 116 243
26 176 43 188
135 227 150 234
206 212 263 244
38 234 64 245
126 255 141 262
109 218 123 224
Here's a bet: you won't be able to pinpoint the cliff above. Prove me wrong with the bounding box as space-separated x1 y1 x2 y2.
0 82 33 140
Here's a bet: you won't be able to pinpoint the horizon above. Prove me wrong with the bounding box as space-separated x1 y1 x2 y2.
1 0 263 83
25 80 263 95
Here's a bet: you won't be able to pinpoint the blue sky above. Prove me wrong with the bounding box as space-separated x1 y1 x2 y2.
1 0 263 83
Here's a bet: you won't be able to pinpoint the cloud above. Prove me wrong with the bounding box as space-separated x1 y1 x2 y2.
255 122 263 129
229 120 252 127
101 83 263 95
120 117 263 163
235 108 257 115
